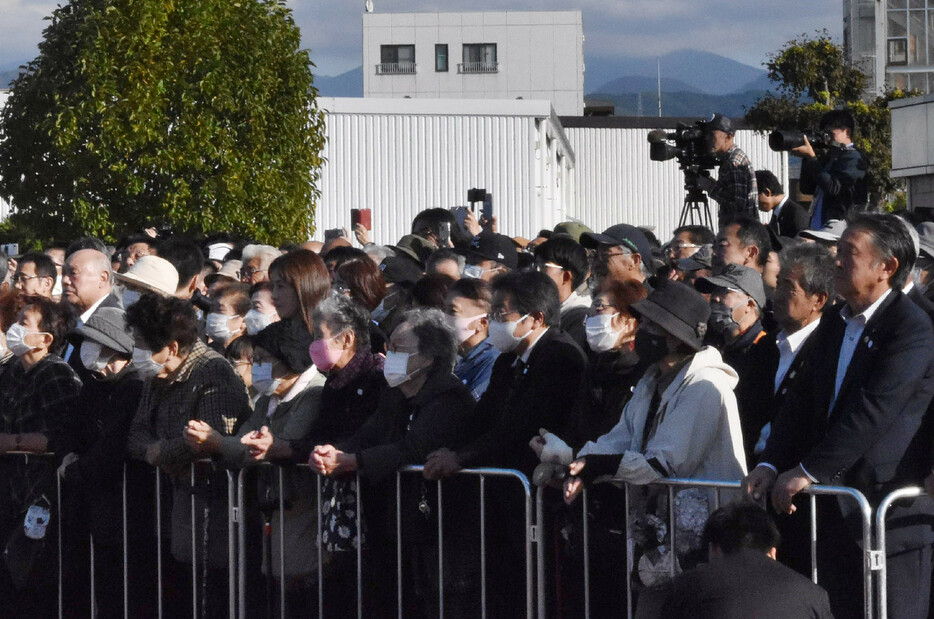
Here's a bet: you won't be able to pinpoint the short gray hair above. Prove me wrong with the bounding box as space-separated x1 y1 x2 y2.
402 307 458 373
241 244 282 270
312 293 371 351
779 243 835 299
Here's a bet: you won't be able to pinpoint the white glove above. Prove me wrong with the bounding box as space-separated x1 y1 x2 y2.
540 432 573 465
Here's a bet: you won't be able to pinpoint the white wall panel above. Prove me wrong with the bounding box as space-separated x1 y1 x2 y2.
565 127 787 242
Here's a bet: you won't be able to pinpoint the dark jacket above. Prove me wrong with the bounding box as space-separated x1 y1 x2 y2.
767 198 810 238
721 321 773 468
799 145 868 226
456 327 588 476
659 549 833 619
568 347 645 449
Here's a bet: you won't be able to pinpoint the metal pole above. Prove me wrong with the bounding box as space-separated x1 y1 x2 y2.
668 486 676 579
625 483 632 619
90 533 96 618
874 486 924 619
356 473 364 619
582 486 590 619
278 467 285 618
810 494 818 584
535 485 544 619
123 464 129 619
238 469 247 619
316 474 323 619
57 462 63 619
479 475 486 619
437 481 444 619
156 469 163 619
190 464 197 619
396 472 403 619
227 471 236 619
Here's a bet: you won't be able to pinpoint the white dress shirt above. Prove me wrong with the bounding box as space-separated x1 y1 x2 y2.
773 318 821 393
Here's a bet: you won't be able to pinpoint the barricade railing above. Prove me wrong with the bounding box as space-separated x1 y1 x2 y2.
874 485 929 619
397 465 535 619
236 462 363 619
532 474 876 619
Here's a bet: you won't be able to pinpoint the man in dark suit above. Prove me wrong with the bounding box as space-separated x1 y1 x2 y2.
756 169 809 239
657 503 833 619
743 213 934 618
61 248 123 370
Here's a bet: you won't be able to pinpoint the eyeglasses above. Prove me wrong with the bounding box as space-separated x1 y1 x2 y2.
536 262 565 273
13 275 49 284
666 243 703 254
590 302 616 312
594 248 631 261
238 268 267 278
230 360 252 368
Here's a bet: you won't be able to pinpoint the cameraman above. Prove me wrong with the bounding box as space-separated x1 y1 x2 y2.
696 114 758 226
793 110 868 228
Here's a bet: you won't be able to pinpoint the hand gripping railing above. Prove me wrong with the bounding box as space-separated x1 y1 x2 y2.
396 465 535 619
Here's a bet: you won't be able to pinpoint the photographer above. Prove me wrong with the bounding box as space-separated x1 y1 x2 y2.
695 114 758 225
793 109 868 228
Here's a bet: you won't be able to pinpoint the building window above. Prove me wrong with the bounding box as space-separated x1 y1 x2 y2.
435 44 449 72
376 45 416 74
460 44 498 73
889 37 909 64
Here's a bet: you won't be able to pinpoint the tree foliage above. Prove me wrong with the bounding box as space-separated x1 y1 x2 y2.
0 0 326 245
745 32 917 207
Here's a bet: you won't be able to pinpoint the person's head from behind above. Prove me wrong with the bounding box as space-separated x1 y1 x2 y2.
334 257 386 312
125 292 201 379
207 282 250 345
385 308 458 391
309 293 372 373
63 248 113 312
268 249 330 333
445 277 492 349
322 246 367 281
585 280 648 354
426 248 465 280
534 236 590 303
715 216 771 272
488 271 561 354
702 502 780 561
820 109 856 145
7 296 70 359
410 273 457 310
774 244 834 334
157 236 205 299
412 207 465 248
14 253 56 298
836 213 915 304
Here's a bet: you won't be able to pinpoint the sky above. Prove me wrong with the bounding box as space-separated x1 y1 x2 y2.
1 0 843 77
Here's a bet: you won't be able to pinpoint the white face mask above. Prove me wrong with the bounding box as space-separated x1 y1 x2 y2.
372 290 398 323
206 312 241 342
252 362 280 394
244 309 276 336
487 314 530 353
132 347 164 379
585 313 622 353
79 340 113 373
6 323 48 357
383 350 423 388
52 274 63 298
447 313 487 345
122 289 142 309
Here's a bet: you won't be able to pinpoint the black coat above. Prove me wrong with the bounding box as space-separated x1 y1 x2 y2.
799 146 868 226
659 550 833 619
767 198 810 238
457 327 588 476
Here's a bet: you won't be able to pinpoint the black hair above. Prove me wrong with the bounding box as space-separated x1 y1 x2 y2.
66 237 109 259
534 236 590 289
126 292 200 354
754 169 784 196
216 282 252 316
23 295 73 356
701 503 780 555
847 212 917 289
322 246 367 268
726 216 771 268
672 225 715 246
225 334 254 363
17 253 56 280
820 109 856 136
157 236 205 289
491 271 562 328
449 277 492 312
117 233 158 253
413 207 474 248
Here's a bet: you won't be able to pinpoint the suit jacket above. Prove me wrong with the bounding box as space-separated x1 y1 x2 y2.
762 290 934 501
658 549 833 619
767 198 809 239
457 327 588 476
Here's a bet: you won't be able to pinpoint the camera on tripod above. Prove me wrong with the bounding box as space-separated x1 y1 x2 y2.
647 121 720 228
768 129 832 152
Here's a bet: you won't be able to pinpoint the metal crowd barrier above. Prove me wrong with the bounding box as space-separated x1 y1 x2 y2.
533 476 876 619
874 485 932 619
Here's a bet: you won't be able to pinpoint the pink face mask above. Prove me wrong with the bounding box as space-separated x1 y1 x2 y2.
309 334 345 372
447 313 487 344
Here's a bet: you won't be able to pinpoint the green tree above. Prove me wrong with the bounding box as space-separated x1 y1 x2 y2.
0 0 326 245
745 32 917 207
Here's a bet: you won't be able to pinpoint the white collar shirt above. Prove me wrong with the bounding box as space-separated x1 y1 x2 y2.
774 318 821 393
832 288 892 409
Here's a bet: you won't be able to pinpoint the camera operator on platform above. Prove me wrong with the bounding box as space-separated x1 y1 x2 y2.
793 109 868 229
693 114 758 226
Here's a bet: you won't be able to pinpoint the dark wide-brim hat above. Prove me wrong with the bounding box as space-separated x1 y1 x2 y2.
79 307 134 354
630 280 711 351
252 319 314 375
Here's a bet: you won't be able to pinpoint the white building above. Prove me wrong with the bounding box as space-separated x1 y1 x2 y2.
312 97 788 244
362 10 585 116
844 0 934 95
890 93 934 209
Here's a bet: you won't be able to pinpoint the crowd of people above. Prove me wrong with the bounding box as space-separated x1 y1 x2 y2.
0 110 927 619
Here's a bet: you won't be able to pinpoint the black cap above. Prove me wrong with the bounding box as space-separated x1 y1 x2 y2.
466 232 518 270
677 245 713 272
705 113 733 134
631 281 711 351
379 256 423 286
252 319 314 375
580 224 656 274
388 234 435 267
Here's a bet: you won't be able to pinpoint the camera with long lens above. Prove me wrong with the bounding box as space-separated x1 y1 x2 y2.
768 129 832 152
647 122 720 190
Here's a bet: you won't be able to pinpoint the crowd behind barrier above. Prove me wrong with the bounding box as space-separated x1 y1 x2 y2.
3 449 929 619
4 110 934 618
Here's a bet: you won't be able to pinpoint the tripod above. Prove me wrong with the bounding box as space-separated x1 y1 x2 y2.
678 183 714 229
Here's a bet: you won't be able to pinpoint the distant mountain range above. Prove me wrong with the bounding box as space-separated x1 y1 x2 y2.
0 48 775 117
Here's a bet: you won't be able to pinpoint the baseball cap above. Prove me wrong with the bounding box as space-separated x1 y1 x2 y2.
580 224 656 274
630 281 711 351
552 221 594 243
379 256 423 286
677 245 713 272
204 260 242 287
466 232 519 270
694 263 767 308
705 113 733 134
